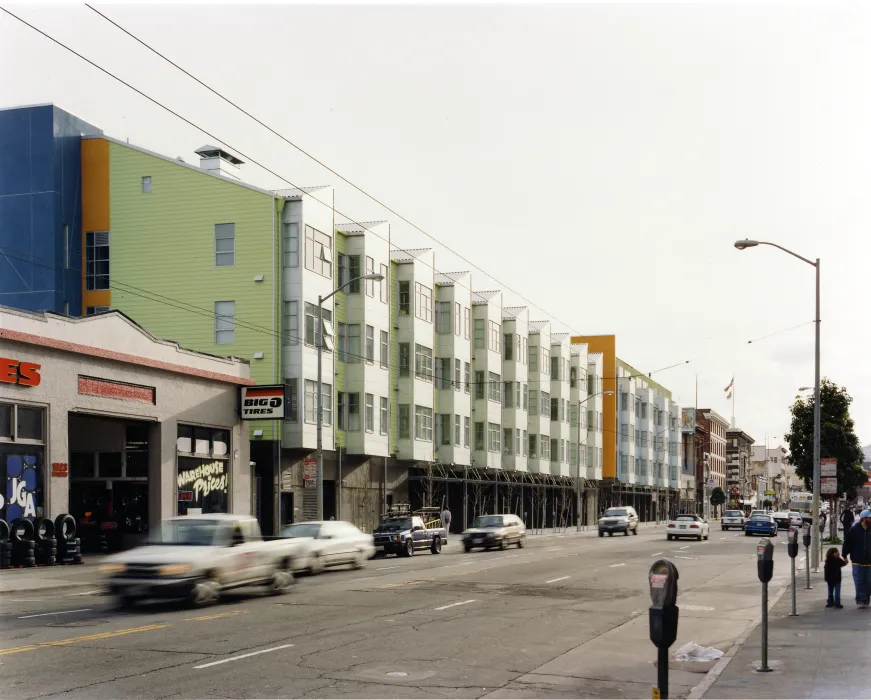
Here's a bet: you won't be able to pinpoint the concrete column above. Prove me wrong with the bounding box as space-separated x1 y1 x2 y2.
232 420 251 516
149 420 177 526
48 408 69 519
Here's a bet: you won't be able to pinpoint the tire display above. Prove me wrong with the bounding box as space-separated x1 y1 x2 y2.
10 518 35 543
35 517 55 544
55 514 76 541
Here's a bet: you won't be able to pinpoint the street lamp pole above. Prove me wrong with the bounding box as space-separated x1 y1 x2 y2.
576 390 614 532
735 239 821 570
316 272 384 521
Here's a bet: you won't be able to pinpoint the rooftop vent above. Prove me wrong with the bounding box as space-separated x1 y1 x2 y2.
194 144 244 180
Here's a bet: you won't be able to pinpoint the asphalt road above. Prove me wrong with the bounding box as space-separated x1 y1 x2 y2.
0 525 799 699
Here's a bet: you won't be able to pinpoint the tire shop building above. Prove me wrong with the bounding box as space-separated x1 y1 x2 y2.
0 306 253 550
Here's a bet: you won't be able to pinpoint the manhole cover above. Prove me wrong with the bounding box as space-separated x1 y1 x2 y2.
47 619 108 628
386 672 408 677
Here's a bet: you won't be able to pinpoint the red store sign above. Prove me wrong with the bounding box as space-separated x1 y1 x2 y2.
0 357 41 387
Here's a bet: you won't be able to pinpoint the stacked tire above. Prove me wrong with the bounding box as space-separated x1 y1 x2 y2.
35 518 57 566
55 514 83 564
10 518 36 567
0 520 11 569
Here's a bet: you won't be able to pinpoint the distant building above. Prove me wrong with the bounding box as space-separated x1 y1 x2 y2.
725 428 754 508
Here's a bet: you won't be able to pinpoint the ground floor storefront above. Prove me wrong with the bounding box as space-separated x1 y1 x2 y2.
0 308 252 550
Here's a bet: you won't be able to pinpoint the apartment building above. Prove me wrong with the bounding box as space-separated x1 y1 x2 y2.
501 306 530 473
726 428 755 508
696 408 729 518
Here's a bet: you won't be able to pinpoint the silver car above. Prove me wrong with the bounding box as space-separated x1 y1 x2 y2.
279 521 375 574
598 507 639 536
462 514 525 551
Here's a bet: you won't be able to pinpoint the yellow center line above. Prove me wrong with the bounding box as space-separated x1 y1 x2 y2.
376 579 433 589
183 609 249 622
0 623 170 656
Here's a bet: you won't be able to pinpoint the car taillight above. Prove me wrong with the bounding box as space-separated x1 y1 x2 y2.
668 523 675 528
690 524 699 529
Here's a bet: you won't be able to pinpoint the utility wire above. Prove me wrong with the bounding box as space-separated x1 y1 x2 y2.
2 5 575 339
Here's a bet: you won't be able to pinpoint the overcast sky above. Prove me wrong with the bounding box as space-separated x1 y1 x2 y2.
2 2 868 451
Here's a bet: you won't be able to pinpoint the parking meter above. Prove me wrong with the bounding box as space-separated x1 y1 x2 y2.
802 522 811 549
648 559 679 699
787 527 799 559
802 522 812 590
756 539 774 672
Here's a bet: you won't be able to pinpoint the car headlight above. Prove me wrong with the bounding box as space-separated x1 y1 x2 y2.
99 563 126 575
159 564 193 577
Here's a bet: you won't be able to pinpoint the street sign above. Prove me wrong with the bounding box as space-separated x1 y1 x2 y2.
820 458 837 477
821 477 837 495
240 385 288 420
303 458 317 489
764 490 775 496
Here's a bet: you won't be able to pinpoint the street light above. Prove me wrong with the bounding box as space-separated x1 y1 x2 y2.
316 272 384 521
735 238 821 569
576 390 614 532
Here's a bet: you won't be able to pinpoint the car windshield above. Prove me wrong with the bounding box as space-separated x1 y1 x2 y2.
724 511 742 517
378 518 412 531
789 512 801 518
675 515 697 521
473 515 504 528
281 523 321 538
604 509 627 517
150 519 227 546
750 516 771 522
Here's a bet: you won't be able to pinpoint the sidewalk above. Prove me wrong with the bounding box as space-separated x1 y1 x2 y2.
699 570 871 699
0 555 109 595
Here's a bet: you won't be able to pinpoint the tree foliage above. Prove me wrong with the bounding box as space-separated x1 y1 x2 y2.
710 487 726 506
784 379 867 500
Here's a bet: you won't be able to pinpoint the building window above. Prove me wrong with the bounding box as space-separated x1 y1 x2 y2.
439 414 451 446
540 391 550 417
454 414 461 446
474 319 485 349
348 393 360 431
551 355 559 380
551 438 558 463
304 380 316 423
215 301 235 344
570 442 577 465
380 330 389 368
283 300 299 346
399 281 410 314
85 231 110 290
464 417 470 447
472 422 483 451
365 256 375 296
365 394 374 432
523 384 528 411
454 302 461 336
399 343 410 376
503 428 513 455
454 359 461 391
504 334 513 360
304 380 332 426
399 405 410 438
529 389 538 415
414 406 433 441
474 371 485 400
337 253 348 288
464 307 470 339
504 381 513 408
285 378 298 422
489 321 501 352
379 264 389 303
523 430 528 457
215 223 235 267
305 303 333 350
141 176 152 193
464 362 471 393
570 366 577 388
0 403 46 519
489 372 501 403
365 325 375 363
337 323 347 362
529 434 537 458
415 282 433 322
436 301 452 334
415 344 433 381
522 337 528 364
347 324 360 363
349 255 361 293
304 225 332 278
541 438 550 461
283 222 299 267
380 397 389 435
529 345 537 373
540 347 550 375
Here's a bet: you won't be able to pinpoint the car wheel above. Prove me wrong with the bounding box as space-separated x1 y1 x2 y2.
116 595 138 610
431 537 442 555
404 539 414 557
608 532 613 537
624 529 629 536
697 535 702 541
598 531 604 538
517 536 525 549
310 553 325 574
745 531 750 536
498 538 507 551
353 551 366 569
269 569 294 595
704 534 709 541
667 534 672 541
463 544 472 553
190 577 221 607
632 525 638 535
721 526 726 531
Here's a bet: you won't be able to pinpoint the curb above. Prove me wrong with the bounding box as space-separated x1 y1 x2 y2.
685 580 792 699
0 582 103 597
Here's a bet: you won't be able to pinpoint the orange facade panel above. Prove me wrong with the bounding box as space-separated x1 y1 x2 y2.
571 335 617 479
81 139 110 313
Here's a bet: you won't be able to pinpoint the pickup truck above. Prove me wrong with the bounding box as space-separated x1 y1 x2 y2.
373 513 446 557
100 514 309 607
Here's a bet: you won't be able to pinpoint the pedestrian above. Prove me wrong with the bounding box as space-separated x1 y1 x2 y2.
841 509 871 609
440 506 452 541
841 507 855 533
824 547 846 609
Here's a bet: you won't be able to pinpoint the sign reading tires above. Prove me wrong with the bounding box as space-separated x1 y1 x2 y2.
240 385 288 420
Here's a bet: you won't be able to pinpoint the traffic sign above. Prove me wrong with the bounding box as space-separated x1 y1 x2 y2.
820 458 837 477
821 477 837 495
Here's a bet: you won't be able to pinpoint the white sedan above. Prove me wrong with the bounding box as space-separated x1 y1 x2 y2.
721 510 746 531
667 514 710 541
280 521 375 574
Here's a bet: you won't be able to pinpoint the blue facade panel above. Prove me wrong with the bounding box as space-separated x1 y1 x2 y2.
0 105 101 316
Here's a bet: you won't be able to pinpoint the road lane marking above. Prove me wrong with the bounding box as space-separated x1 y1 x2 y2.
651 552 663 557
348 576 377 582
18 608 91 619
0 623 169 656
546 576 570 583
184 610 248 622
676 556 699 560
609 563 626 568
433 599 477 611
680 546 690 550
377 579 432 589
193 644 294 669
66 590 101 596
376 566 401 570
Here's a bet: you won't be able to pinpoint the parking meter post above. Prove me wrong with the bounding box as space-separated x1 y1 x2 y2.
787 527 799 617
756 539 774 673
802 523 812 590
648 560 680 700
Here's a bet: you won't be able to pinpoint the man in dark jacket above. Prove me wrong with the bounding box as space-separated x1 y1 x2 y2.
841 509 871 609
841 507 854 533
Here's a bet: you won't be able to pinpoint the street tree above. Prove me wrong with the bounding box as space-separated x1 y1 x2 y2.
710 487 726 506
784 378 867 500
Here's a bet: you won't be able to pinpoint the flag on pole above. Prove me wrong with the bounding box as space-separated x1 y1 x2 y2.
724 375 734 400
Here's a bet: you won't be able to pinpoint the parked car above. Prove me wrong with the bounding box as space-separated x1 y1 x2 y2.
278 521 375 574
461 514 525 551
744 514 778 537
598 507 639 537
721 510 746 531
372 511 446 557
787 512 804 528
667 514 709 541
100 514 303 608
771 512 792 530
